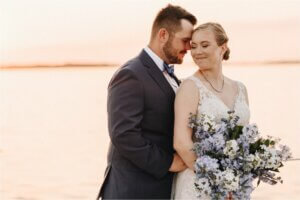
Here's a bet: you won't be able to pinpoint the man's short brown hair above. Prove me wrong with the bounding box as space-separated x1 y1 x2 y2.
151 4 197 39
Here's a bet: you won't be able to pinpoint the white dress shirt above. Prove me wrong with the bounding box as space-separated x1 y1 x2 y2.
144 46 178 92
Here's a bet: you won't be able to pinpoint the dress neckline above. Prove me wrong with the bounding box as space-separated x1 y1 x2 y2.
191 75 240 111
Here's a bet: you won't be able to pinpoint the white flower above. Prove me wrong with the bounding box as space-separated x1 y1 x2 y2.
203 124 210 132
220 168 239 191
202 114 215 122
224 140 239 159
253 153 262 168
267 135 281 144
259 145 281 169
214 171 223 185
200 114 216 133
195 177 211 198
243 153 262 171
279 145 292 161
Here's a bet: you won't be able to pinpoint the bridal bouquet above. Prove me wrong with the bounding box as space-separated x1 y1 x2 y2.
189 111 292 200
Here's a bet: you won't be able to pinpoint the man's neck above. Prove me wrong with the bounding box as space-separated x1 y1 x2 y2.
148 44 168 63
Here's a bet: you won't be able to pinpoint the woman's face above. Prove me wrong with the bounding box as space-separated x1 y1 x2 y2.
190 29 225 70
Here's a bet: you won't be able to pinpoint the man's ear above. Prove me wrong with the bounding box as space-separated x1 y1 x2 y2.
158 28 169 43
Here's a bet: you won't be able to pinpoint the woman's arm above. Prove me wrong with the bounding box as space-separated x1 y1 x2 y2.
173 79 199 170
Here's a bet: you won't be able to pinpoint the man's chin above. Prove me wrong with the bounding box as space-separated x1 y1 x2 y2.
168 54 184 64
178 54 186 63
177 59 183 64
177 56 184 64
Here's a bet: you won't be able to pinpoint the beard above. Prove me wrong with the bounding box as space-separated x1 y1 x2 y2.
163 38 185 64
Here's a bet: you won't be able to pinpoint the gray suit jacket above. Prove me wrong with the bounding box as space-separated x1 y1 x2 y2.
97 49 179 199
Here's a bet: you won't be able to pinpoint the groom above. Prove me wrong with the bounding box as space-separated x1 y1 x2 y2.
97 4 197 199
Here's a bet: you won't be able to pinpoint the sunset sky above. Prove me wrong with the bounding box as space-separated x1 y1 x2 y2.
1 0 300 66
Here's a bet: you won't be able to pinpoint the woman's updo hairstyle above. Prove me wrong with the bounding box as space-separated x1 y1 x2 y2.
194 22 230 60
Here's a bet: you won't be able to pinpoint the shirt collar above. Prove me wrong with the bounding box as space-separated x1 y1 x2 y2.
143 46 164 72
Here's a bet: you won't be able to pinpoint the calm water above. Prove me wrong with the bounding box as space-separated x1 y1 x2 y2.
0 65 299 200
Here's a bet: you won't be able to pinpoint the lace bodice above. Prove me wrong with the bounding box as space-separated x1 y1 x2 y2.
187 75 250 126
173 75 250 199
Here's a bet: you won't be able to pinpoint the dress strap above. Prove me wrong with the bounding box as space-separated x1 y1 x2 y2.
236 81 247 102
186 75 201 86
185 76 211 102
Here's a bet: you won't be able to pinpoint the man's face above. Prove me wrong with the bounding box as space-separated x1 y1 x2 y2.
163 19 194 64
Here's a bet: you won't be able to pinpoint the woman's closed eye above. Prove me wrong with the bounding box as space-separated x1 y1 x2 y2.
200 41 210 48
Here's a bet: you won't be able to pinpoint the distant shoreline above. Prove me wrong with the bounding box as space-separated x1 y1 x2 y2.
1 60 300 69
0 63 118 70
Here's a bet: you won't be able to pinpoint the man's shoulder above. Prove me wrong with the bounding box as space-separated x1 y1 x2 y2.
122 57 141 70
109 53 146 83
119 52 147 74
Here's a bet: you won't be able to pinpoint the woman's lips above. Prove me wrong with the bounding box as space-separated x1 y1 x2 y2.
195 57 207 60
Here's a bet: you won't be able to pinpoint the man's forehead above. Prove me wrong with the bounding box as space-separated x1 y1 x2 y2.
175 19 194 38
175 30 193 39
180 19 194 29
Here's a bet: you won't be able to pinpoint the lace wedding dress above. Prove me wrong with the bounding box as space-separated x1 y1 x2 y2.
172 75 250 199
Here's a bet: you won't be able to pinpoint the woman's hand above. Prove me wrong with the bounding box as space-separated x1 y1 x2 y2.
169 153 187 172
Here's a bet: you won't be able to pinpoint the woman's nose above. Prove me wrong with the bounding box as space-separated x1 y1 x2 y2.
193 47 203 55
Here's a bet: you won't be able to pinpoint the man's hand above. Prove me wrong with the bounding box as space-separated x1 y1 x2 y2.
169 153 187 172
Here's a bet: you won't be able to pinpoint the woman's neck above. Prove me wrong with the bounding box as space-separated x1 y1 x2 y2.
199 64 224 84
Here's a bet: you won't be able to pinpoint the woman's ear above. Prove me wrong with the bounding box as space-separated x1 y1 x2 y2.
221 43 228 56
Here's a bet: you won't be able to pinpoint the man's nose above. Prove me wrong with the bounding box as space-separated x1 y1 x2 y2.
185 42 191 50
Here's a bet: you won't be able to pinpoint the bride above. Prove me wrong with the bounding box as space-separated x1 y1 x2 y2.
173 22 250 199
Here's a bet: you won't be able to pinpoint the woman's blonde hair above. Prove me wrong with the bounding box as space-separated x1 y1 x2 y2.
194 22 230 60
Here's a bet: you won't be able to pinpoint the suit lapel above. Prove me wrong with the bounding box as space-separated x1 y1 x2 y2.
138 50 175 101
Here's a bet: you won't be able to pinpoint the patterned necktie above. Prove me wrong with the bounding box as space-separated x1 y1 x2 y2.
163 62 181 86
163 62 174 76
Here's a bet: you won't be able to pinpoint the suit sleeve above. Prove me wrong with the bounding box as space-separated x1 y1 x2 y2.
107 67 173 179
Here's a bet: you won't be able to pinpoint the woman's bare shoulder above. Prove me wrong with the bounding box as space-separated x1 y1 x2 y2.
177 76 199 95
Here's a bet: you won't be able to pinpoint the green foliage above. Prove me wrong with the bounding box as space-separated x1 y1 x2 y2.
229 125 243 140
250 138 263 154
